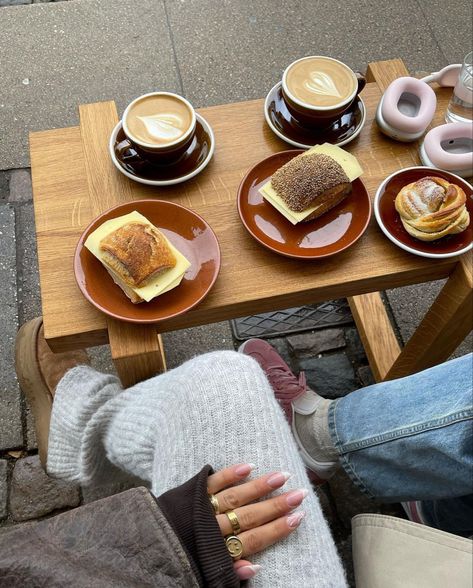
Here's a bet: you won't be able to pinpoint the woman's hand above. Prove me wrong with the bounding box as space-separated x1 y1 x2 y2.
207 464 308 581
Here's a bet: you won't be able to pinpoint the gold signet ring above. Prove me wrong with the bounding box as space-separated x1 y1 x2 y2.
225 535 243 560
225 510 241 535
209 494 220 514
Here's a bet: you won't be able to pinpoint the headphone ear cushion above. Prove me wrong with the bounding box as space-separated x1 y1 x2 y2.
422 123 473 174
381 77 437 134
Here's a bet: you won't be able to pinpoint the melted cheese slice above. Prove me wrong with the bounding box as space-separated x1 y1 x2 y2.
259 144 363 225
303 144 363 182
260 183 323 225
85 211 191 302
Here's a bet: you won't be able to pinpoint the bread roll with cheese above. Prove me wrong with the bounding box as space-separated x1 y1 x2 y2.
100 222 176 288
84 211 191 304
271 153 352 222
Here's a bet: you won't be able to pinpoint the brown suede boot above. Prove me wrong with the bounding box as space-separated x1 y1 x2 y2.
15 317 90 469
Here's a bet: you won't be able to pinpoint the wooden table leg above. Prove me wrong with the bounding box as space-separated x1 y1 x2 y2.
385 255 473 380
107 318 166 387
348 293 401 382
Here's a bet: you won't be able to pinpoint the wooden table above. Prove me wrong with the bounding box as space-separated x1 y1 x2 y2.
29 59 472 387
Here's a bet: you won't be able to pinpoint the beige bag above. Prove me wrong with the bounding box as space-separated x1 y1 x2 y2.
352 514 473 588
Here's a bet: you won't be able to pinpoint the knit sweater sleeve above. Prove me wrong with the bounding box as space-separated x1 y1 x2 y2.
156 465 240 588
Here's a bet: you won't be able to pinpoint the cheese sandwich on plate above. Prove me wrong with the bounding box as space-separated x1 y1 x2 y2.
259 144 363 225
85 211 191 304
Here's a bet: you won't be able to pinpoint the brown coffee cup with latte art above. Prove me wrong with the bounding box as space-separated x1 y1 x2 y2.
282 56 366 127
122 92 197 163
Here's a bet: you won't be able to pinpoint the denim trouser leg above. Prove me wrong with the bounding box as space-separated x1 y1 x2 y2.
329 353 473 502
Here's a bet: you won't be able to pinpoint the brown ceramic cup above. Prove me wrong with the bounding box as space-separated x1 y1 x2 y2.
122 92 197 164
281 56 366 128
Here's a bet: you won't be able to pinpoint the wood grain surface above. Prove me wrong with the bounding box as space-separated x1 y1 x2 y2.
78 102 166 380
29 59 468 359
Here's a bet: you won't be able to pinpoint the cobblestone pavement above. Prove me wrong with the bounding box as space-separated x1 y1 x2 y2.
0 167 405 585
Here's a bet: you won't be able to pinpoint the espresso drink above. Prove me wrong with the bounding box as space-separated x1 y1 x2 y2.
286 57 357 108
125 94 193 146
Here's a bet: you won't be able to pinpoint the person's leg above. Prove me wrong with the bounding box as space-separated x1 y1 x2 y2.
240 341 473 536
327 353 472 502
47 351 347 588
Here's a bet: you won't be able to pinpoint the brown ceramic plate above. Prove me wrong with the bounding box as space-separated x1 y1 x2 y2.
74 200 220 323
375 166 473 259
237 150 371 259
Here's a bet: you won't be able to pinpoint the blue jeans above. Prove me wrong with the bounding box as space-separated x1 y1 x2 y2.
329 353 473 537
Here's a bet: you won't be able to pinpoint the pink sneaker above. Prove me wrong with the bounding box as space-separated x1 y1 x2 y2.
239 338 338 484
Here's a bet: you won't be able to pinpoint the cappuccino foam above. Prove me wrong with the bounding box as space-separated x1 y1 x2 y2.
286 57 357 108
125 95 193 146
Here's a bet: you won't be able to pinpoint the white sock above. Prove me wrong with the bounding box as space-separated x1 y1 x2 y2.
294 396 339 463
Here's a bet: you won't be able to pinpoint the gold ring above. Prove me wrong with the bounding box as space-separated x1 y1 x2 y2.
225 535 243 560
209 494 220 515
225 510 241 535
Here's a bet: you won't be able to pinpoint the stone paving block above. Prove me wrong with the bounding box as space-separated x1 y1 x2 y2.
0 205 23 450
287 329 345 357
357 365 375 387
344 327 367 366
0 171 9 201
268 336 293 368
0 0 180 169
8 169 32 202
0 0 32 5
16 203 41 324
298 353 358 399
0 460 8 520
88 344 117 375
9 455 80 521
386 282 473 360
162 322 234 370
418 0 473 64
166 0 445 108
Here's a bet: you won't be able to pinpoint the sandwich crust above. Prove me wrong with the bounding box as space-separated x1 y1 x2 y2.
271 153 350 213
99 221 177 287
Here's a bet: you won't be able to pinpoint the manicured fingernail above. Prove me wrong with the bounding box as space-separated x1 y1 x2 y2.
267 471 292 488
237 564 262 580
234 463 255 476
286 488 309 507
287 511 306 528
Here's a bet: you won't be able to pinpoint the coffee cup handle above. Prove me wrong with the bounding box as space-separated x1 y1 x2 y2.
355 73 366 94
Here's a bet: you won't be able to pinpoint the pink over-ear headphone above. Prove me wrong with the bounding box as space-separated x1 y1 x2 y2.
420 123 473 178
376 64 462 142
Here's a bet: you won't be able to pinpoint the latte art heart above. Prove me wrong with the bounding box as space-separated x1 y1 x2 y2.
137 114 185 142
285 57 357 108
304 71 342 98
125 94 194 146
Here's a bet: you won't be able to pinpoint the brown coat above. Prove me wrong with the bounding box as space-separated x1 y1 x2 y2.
0 487 201 587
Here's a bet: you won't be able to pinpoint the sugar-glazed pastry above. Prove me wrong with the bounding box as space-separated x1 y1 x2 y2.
395 176 470 241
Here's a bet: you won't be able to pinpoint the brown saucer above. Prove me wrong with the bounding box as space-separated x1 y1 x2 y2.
237 150 371 259
375 167 473 259
111 113 214 186
74 200 221 323
265 82 366 149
